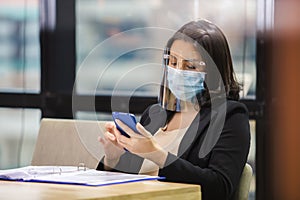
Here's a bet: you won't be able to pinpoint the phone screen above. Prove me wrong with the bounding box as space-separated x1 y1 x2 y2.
112 112 138 138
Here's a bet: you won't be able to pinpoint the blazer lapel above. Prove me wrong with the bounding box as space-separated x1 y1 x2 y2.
178 100 227 159
177 107 213 159
177 105 217 158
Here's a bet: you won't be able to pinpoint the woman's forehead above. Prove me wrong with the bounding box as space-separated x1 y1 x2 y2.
170 40 202 60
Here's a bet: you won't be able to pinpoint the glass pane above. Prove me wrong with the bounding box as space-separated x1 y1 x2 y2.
0 108 41 169
76 0 256 99
0 0 40 93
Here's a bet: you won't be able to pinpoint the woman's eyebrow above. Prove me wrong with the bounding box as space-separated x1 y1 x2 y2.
183 59 206 64
170 53 199 61
184 58 199 62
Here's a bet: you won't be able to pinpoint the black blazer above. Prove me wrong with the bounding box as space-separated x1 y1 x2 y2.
97 100 250 200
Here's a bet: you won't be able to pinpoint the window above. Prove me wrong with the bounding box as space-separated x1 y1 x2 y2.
76 0 256 99
0 108 41 169
0 0 40 93
0 0 41 170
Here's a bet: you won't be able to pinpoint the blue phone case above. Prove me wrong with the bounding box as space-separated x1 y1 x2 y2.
112 112 138 138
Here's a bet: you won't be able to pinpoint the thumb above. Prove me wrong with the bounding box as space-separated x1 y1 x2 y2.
136 123 152 138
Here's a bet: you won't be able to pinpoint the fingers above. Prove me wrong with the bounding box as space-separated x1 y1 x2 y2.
102 129 128 150
98 135 113 145
99 131 117 147
98 136 111 149
117 134 132 147
105 122 115 132
115 119 143 139
104 122 121 142
104 131 116 141
136 123 152 138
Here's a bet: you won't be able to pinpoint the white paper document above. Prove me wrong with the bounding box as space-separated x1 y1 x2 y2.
0 166 163 186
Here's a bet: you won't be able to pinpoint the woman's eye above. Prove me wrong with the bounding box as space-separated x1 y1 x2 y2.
170 62 177 66
186 65 196 70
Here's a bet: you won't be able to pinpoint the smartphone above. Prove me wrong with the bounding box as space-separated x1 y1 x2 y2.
112 112 138 138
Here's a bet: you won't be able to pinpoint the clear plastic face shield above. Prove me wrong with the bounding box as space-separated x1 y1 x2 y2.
158 47 207 112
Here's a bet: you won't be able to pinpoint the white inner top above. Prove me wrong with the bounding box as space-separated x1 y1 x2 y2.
139 126 188 176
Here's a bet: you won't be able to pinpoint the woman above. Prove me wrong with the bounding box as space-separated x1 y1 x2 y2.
97 19 250 200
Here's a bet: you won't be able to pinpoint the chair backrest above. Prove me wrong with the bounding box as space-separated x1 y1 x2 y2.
233 163 253 200
31 118 106 169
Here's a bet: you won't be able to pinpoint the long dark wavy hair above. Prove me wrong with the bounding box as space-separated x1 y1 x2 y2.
165 19 240 109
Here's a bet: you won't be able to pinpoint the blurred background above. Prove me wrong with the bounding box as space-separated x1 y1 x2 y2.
1 0 299 199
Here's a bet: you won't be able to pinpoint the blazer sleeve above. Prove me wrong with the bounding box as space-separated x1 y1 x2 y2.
158 103 251 200
96 151 144 174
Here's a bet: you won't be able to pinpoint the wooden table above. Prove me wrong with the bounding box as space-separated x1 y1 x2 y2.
0 180 201 200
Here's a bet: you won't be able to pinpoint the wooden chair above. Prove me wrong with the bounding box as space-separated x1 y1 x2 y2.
233 163 253 200
31 118 106 169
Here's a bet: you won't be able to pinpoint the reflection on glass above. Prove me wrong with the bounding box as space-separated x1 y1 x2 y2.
0 0 40 93
0 108 41 169
76 0 256 99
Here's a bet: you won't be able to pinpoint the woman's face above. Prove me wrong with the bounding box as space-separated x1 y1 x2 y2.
169 40 206 72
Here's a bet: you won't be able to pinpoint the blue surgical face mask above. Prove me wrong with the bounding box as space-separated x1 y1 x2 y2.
167 65 206 102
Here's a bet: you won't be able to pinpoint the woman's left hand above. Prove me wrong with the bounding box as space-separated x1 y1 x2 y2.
115 120 168 168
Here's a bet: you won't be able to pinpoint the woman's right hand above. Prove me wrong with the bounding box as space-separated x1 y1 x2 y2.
98 122 125 169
